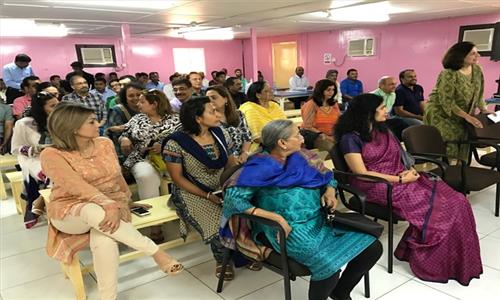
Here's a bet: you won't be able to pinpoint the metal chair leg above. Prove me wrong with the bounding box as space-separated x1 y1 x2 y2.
495 183 499 217
216 248 231 293
364 271 370 298
388 220 394 273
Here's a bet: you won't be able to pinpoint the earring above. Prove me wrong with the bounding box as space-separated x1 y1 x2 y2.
283 146 287 150
225 102 228 106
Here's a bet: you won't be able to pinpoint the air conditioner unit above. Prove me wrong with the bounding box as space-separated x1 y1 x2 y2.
348 38 374 57
463 28 495 51
75 44 117 67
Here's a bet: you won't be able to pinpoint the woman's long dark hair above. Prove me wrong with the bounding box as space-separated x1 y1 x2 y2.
206 85 239 127
334 93 387 143
311 79 337 106
119 82 143 111
246 81 266 104
442 41 475 70
30 91 57 133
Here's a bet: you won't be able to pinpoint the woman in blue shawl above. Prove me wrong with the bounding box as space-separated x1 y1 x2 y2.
222 120 382 300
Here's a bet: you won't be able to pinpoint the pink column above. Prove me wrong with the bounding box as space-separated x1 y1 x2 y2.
120 24 132 75
250 27 258 82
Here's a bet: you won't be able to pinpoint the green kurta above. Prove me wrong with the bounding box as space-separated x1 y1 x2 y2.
423 64 485 160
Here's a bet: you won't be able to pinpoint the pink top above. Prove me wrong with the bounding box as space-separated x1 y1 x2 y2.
40 137 132 263
12 95 31 117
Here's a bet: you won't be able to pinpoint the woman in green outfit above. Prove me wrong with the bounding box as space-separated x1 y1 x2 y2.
424 41 494 160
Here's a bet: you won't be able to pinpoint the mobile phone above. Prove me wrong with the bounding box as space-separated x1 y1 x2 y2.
131 207 151 217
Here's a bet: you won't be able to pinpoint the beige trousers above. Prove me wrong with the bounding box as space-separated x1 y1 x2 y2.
51 203 159 300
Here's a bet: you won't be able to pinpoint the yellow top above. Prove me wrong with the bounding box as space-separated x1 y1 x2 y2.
239 101 287 140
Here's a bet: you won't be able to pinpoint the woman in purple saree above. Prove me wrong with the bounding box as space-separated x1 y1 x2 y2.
335 93 482 286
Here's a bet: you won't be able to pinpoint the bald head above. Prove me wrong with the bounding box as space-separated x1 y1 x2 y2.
378 76 397 93
295 66 304 77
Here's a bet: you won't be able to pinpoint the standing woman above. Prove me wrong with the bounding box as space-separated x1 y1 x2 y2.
300 79 341 151
41 103 182 300
163 97 239 281
239 81 286 150
206 85 252 164
424 41 494 161
11 91 59 228
119 89 180 201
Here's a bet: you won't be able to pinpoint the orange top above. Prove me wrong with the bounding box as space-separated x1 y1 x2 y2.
301 100 341 136
40 137 131 263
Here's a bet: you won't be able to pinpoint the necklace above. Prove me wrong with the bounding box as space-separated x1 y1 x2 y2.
319 105 333 113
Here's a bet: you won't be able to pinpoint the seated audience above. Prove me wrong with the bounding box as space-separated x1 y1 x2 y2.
63 75 107 127
163 97 240 281
108 72 118 82
95 72 105 80
239 81 286 149
145 72 165 91
325 69 342 104
223 119 382 300
136 72 149 87
206 86 252 163
12 76 40 119
188 71 205 97
208 70 218 86
224 77 247 107
41 103 182 300
300 79 340 151
91 77 115 104
119 90 180 200
340 69 363 103
0 78 6 102
214 71 226 85
49 75 68 96
335 93 482 285
12 91 58 228
0 100 14 154
106 82 142 163
371 76 409 140
257 70 264 82
20 82 60 119
105 79 122 109
163 72 181 101
65 61 94 89
234 68 248 93
289 66 312 109
394 69 425 126
170 78 193 113
199 71 210 88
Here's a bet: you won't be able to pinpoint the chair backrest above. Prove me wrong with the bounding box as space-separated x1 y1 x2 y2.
469 114 500 141
328 144 350 184
220 164 243 187
402 125 447 155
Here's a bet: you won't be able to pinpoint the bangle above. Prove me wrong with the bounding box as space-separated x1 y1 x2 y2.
206 192 211 199
398 175 402 184
250 207 258 215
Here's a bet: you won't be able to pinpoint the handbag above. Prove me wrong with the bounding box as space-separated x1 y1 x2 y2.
299 129 321 149
325 210 384 238
148 152 168 173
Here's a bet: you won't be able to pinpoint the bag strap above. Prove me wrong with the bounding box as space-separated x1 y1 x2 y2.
116 104 132 121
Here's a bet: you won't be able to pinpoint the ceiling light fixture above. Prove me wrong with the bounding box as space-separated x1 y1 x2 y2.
45 0 175 10
327 1 409 23
0 19 68 37
182 27 234 40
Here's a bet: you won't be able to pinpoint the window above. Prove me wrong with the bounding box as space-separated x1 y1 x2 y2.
75 44 117 67
347 38 374 57
173 48 206 74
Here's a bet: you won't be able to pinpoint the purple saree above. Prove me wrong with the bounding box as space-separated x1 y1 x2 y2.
340 130 482 286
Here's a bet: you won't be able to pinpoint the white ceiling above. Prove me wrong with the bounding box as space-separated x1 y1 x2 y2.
1 0 499 39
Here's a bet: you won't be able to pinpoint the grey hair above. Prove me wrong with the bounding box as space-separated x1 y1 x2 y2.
261 119 295 151
378 76 391 85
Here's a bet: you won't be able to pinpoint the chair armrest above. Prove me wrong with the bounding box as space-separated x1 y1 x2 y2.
412 155 448 175
336 182 367 215
332 169 391 185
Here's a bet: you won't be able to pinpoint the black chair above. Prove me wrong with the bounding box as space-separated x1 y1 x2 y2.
402 125 500 217
216 164 372 300
468 114 500 170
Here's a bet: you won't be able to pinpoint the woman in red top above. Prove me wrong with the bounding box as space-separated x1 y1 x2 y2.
300 79 341 151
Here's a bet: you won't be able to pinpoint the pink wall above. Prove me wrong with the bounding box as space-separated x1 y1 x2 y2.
246 12 500 98
0 36 244 82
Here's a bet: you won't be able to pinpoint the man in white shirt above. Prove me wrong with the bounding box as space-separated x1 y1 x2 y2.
288 66 312 109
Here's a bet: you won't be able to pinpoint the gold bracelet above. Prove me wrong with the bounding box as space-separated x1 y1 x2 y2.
206 192 211 199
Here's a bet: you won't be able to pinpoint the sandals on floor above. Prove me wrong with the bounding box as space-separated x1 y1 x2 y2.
245 261 263 271
216 263 235 281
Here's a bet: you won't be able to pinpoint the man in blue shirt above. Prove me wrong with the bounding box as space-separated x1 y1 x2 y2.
394 69 425 126
2 54 34 104
145 72 165 91
340 68 363 103
91 77 116 104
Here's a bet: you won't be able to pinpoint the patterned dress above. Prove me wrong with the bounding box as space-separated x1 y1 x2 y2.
424 64 486 160
220 110 252 155
120 113 181 169
339 130 482 285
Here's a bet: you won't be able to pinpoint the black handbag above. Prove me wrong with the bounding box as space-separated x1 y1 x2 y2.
325 210 384 238
299 129 321 150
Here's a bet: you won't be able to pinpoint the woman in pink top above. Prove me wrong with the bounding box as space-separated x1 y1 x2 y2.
40 103 182 300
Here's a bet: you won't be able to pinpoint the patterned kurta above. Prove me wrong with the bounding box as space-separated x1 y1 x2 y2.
120 113 181 169
220 110 252 155
424 64 486 160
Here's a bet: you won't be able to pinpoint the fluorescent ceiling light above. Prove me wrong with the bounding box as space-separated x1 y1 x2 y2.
328 1 409 23
45 0 175 10
0 19 68 37
182 28 234 41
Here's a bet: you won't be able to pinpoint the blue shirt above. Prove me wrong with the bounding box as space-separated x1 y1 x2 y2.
340 78 363 98
91 88 115 104
395 84 424 115
2 62 34 90
145 81 165 91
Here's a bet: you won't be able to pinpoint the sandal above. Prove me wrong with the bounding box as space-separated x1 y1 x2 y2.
245 261 263 271
160 258 184 276
216 263 235 281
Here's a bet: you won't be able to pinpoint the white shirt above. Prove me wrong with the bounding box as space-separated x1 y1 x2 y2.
163 83 175 101
289 74 309 90
334 81 342 104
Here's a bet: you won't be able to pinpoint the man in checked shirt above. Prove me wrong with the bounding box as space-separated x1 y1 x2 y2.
63 75 107 132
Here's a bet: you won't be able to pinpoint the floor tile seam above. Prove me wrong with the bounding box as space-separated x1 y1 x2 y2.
0 245 46 259
232 277 284 300
0 271 62 291
373 277 412 299
184 269 226 299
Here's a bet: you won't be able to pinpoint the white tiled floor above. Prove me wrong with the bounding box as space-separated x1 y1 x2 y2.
1 185 499 300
